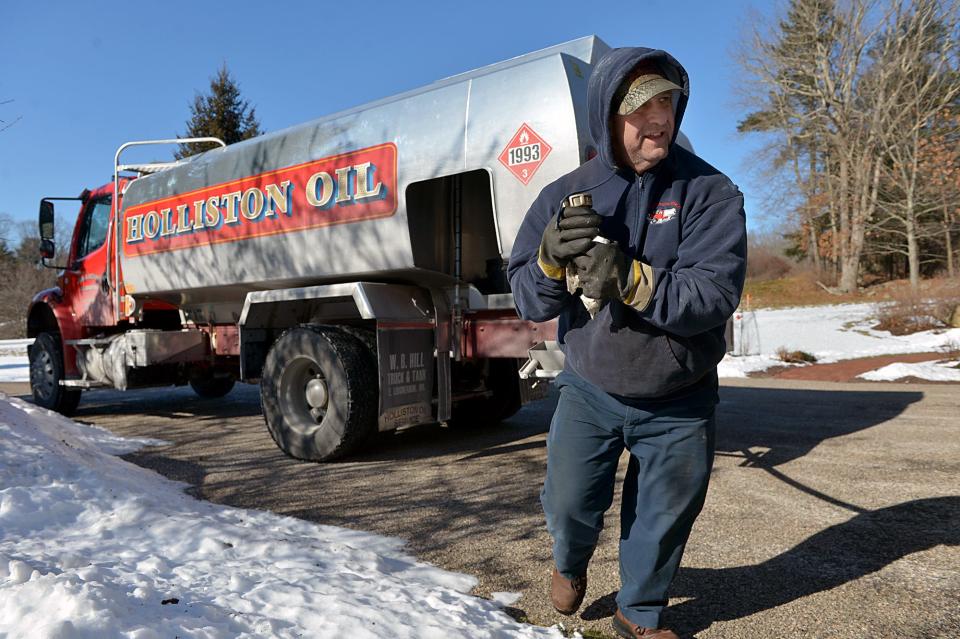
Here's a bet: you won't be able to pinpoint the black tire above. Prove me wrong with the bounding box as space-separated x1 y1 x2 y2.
260 326 377 461
28 332 82 416
189 374 236 399
450 358 522 428
338 326 377 365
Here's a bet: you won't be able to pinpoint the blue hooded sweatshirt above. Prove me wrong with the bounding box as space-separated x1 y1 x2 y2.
507 47 747 401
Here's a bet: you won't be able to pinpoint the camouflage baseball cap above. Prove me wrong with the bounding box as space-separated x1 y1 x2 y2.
615 74 683 116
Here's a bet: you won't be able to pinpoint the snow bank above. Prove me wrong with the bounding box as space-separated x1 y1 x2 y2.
0 395 562 639
719 303 960 378
0 339 31 383
858 359 960 382
0 338 33 355
0 356 29 383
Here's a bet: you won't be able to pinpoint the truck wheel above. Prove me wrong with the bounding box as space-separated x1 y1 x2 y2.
260 326 377 462
189 374 236 399
450 358 521 428
28 332 82 416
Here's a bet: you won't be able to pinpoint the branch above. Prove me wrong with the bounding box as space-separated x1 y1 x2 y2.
0 115 22 133
816 281 844 295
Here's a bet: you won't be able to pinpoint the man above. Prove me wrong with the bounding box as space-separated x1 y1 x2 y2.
507 47 746 639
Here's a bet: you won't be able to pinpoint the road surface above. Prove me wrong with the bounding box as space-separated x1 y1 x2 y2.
2 378 957 638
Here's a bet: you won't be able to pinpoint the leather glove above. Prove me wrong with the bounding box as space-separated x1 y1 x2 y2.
571 242 656 311
537 205 603 280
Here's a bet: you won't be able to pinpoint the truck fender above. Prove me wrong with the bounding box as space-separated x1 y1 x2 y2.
237 281 435 380
27 287 83 376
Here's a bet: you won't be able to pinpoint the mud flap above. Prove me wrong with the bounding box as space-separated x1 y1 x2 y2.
376 323 435 431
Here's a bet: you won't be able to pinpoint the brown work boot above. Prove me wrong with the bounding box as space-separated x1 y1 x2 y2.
612 609 679 639
550 566 587 615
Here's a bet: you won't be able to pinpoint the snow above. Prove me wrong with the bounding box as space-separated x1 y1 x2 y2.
0 302 955 636
0 356 29 383
0 339 32 383
858 359 960 382
0 338 34 352
0 395 565 639
717 303 960 380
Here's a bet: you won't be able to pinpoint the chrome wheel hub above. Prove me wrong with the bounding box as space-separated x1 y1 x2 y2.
305 376 328 412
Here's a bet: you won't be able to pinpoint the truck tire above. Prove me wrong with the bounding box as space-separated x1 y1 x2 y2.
260 326 377 461
450 358 522 428
189 374 236 399
28 332 82 416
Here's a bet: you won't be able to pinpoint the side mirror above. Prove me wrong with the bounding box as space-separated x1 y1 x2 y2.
39 239 56 260
39 200 55 240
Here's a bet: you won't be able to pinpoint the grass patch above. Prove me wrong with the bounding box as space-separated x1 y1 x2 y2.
873 293 960 336
742 275 859 309
776 347 818 364
742 275 960 318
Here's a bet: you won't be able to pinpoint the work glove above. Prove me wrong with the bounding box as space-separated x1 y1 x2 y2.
537 205 603 280
571 242 655 311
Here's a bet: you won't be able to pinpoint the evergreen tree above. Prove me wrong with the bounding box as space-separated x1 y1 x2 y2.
175 64 262 159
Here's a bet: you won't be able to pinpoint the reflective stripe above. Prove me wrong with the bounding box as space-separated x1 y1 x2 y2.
625 260 654 310
538 248 566 280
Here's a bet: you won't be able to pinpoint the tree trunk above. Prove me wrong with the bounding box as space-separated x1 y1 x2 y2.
906 214 920 290
807 146 822 276
827 169 840 278
943 198 955 278
837 154 858 292
808 219 821 275
839 254 860 292
840 214 868 293
903 173 921 290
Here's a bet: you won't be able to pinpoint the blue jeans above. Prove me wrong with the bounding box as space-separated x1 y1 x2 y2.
542 372 715 629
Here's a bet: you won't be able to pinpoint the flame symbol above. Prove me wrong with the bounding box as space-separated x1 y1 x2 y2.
519 130 529 144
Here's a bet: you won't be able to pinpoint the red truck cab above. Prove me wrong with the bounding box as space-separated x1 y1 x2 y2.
28 183 121 412
27 178 184 413
59 182 119 331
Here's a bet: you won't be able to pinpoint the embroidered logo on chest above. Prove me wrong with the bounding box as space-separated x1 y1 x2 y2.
648 201 680 225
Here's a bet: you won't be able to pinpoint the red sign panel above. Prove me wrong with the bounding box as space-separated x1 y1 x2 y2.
123 143 397 257
498 123 552 185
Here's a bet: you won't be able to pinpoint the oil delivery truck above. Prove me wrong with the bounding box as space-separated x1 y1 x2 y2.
27 36 686 461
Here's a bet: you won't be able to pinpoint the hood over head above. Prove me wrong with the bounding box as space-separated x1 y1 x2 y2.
587 47 689 171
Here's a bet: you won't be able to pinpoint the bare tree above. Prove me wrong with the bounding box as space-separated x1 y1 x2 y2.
867 0 960 289
0 213 15 261
737 0 839 277
738 0 894 292
737 0 960 292
0 98 22 134
0 220 58 339
917 110 960 276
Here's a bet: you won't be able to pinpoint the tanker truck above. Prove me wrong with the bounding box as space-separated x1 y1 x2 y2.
27 36 686 461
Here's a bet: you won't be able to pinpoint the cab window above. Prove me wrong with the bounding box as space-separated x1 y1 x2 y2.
75 196 112 260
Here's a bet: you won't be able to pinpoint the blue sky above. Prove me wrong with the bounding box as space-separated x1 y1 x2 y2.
0 0 773 239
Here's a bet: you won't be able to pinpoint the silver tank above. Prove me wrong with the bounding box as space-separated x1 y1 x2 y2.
120 36 611 320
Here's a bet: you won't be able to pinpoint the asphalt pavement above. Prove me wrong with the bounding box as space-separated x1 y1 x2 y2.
2 378 958 638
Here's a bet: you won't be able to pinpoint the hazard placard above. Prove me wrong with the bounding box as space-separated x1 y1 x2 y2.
498 124 552 185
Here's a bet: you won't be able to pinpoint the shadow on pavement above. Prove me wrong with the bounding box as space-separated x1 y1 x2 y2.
667 495 960 636
21 377 945 633
581 497 960 635
580 384 939 635
67 383 555 463
13 381 924 472
75 384 263 421
715 385 924 468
